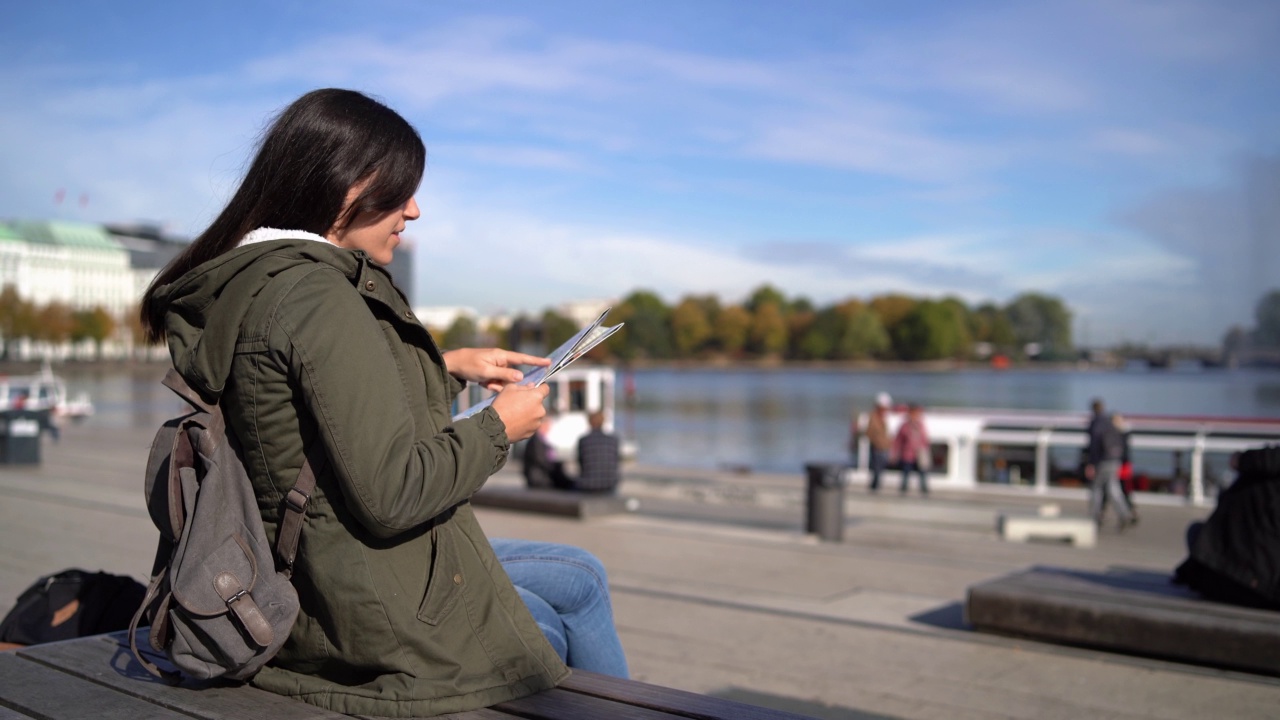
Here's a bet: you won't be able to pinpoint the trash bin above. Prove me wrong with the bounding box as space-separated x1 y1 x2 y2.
804 462 847 542
0 409 43 465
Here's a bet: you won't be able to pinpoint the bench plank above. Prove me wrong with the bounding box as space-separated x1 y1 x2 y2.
0 652 185 720
561 670 817 720
0 699 39 720
18 633 508 720
495 686 689 719
966 566 1280 675
3 632 816 720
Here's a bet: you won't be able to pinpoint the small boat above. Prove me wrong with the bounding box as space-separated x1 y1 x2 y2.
0 363 94 420
453 364 636 460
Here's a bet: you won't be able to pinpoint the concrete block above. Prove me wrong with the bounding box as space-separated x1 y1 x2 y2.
997 510 1096 548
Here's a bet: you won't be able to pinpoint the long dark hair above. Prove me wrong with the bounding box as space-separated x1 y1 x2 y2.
140 88 425 342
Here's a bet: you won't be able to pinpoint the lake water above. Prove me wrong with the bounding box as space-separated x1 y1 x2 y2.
59 363 1280 473
618 366 1280 472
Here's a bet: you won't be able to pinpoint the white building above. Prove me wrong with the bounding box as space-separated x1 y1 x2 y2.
0 220 141 318
413 306 479 334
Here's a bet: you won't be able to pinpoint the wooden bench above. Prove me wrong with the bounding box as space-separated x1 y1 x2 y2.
965 566 1280 676
1 630 812 719
471 486 639 519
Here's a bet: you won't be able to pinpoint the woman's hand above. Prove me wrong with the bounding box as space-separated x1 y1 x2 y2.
443 348 550 391
491 383 550 442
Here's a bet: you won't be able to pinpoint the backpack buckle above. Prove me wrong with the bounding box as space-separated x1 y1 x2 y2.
284 487 310 512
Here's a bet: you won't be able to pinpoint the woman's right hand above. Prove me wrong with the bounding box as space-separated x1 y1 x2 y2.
490 383 550 442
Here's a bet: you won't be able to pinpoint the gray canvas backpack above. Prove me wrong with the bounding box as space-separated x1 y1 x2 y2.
129 368 320 681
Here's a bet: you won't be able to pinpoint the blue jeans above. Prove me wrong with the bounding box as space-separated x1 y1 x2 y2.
491 539 629 678
900 460 929 494
868 448 888 491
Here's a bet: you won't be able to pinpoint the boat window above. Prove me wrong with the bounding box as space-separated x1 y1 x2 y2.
977 443 1037 486
568 380 587 412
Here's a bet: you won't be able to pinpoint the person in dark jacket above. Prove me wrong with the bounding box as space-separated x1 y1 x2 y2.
1174 446 1280 610
140 89 626 717
1085 399 1135 529
574 411 621 493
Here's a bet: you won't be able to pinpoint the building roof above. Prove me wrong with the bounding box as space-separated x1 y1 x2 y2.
7 220 123 251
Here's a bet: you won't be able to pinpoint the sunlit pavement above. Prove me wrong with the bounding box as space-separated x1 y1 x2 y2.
3 423 1276 719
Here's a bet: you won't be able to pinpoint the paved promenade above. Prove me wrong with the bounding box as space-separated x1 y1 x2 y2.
2 423 1278 719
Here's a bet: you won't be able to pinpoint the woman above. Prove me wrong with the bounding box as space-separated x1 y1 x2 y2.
140 89 625 717
892 403 930 495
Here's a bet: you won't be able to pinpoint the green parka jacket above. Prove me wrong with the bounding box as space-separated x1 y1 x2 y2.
153 237 569 717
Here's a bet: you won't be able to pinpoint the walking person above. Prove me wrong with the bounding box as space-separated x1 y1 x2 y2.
140 89 626 717
893 403 931 495
864 392 893 492
1085 399 1136 531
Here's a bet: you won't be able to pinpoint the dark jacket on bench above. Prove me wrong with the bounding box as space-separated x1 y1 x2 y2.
1175 446 1280 610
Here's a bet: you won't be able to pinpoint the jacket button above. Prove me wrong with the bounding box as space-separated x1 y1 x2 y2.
364 280 376 291
404 310 414 320
453 573 463 585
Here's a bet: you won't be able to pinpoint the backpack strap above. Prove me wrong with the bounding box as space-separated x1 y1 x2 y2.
162 368 213 413
128 568 179 683
275 439 325 579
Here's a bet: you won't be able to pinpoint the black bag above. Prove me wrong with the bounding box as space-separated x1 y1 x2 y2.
0 568 145 646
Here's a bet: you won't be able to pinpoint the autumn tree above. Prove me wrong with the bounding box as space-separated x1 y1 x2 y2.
670 296 713 358
0 285 36 353
749 301 789 356
42 303 77 343
714 305 752 357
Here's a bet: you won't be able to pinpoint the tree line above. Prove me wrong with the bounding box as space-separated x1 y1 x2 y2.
442 285 1074 363
0 285 118 357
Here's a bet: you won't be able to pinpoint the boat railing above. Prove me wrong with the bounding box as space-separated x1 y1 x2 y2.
856 408 1280 506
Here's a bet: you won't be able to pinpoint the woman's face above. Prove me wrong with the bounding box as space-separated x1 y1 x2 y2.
327 187 421 265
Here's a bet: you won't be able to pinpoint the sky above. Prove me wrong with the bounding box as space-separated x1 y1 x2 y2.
1 0 1277 346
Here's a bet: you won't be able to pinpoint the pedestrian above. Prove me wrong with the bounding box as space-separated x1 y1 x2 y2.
864 392 893 492
893 403 931 495
1085 399 1136 530
139 88 626 717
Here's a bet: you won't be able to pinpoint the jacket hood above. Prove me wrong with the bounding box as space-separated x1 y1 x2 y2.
153 238 364 403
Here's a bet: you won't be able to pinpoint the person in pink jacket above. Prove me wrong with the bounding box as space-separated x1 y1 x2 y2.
893 403 931 496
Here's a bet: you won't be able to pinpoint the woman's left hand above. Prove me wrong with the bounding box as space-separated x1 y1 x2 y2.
443 348 551 391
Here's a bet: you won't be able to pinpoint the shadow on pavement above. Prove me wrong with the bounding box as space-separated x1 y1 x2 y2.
908 600 970 631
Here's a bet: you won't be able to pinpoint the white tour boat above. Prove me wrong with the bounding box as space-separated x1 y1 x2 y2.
854 406 1280 506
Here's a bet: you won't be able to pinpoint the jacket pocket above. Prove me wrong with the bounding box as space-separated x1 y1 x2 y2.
416 524 461 625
